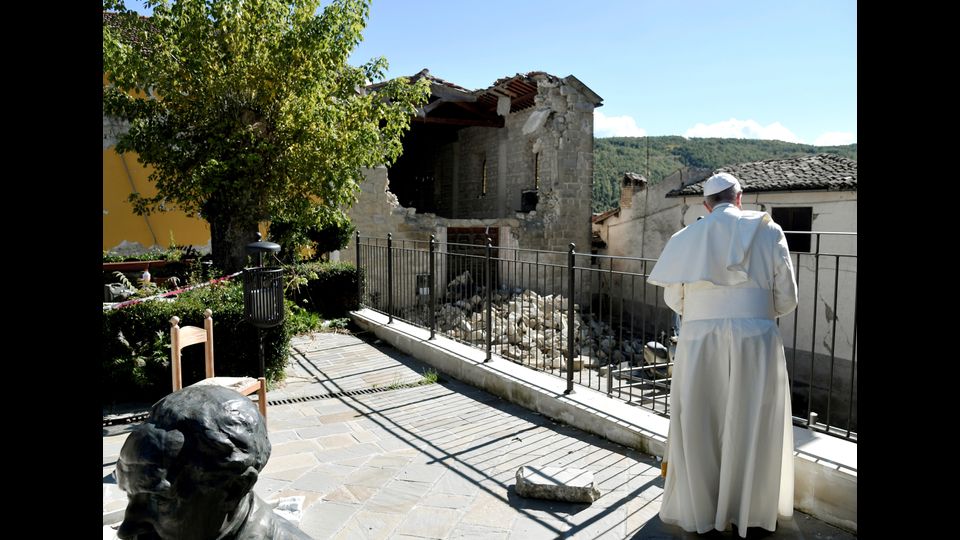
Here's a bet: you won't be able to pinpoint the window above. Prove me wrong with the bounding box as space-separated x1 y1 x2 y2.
771 207 813 252
534 152 540 189
481 156 488 196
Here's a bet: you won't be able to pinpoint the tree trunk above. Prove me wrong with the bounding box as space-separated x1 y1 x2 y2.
210 215 262 274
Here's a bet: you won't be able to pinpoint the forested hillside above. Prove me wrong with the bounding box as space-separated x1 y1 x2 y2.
592 137 857 212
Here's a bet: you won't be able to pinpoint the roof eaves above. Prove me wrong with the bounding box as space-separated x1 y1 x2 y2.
562 74 603 107
592 207 621 223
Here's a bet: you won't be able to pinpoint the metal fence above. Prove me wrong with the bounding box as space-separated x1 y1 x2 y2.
780 231 858 441
356 230 857 442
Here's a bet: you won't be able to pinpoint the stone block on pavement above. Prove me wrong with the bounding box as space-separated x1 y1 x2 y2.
514 466 600 503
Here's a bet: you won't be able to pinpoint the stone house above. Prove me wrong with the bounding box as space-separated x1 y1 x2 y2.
339 69 603 315
342 69 602 263
593 153 857 289
591 167 712 264
594 154 858 430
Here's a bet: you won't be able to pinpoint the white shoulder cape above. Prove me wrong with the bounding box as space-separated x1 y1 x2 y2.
648 204 770 287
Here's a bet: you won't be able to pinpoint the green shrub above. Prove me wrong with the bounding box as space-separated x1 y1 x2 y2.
287 303 323 335
325 317 350 331
102 242 201 263
287 262 362 318
102 280 292 406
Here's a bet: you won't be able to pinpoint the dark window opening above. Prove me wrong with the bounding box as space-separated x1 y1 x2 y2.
481 156 488 196
520 190 538 213
386 123 458 215
534 152 540 189
771 207 813 252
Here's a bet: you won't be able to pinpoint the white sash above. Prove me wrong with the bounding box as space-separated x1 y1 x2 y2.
682 287 774 321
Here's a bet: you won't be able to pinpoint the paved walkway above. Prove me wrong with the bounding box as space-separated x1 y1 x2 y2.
103 330 855 539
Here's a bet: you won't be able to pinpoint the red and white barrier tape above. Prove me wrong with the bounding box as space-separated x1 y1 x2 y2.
103 271 244 311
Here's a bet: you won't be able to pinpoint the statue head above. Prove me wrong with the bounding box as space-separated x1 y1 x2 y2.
115 385 271 540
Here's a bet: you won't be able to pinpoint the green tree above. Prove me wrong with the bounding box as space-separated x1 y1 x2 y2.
103 0 430 272
268 206 355 262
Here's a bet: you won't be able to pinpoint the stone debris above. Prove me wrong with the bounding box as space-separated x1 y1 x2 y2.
514 466 600 503
406 279 673 381
270 495 305 524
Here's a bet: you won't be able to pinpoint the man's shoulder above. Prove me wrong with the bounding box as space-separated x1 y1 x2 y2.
743 210 782 234
764 217 785 235
762 216 782 229
671 217 708 237
757 217 788 246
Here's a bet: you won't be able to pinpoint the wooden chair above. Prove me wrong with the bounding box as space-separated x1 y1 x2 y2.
170 309 268 422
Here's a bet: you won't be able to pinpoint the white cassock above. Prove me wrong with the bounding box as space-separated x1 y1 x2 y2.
648 202 798 538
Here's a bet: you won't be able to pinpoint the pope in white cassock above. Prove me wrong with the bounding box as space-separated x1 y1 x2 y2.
648 172 798 538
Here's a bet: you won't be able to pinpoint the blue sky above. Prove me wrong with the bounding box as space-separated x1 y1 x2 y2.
121 1 856 145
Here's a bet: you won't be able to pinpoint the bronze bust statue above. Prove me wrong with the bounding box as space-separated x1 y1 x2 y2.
116 385 311 539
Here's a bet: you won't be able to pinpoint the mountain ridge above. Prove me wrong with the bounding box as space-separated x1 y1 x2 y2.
592 136 857 212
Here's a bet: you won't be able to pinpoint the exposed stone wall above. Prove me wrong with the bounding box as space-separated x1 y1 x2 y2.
524 76 595 255
425 75 596 259
345 74 599 296
103 114 129 150
445 125 505 218
442 108 540 220
348 167 439 246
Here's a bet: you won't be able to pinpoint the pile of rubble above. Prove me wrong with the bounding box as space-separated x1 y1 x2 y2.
417 272 673 379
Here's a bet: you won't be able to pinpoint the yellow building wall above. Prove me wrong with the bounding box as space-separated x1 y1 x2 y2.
103 70 212 253
103 75 272 254
102 149 211 252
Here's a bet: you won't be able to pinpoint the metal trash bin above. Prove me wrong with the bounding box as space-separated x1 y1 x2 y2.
243 238 283 378
243 267 284 328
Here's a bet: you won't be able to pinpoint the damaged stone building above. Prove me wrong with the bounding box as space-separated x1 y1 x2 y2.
342 69 603 264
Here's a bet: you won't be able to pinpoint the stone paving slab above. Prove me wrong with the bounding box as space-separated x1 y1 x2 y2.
104 331 856 539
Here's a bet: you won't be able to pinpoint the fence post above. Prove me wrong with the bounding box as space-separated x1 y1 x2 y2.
566 243 575 395
387 233 393 324
429 235 436 340
807 233 821 420
846 263 857 440
607 260 614 396
355 230 361 308
485 238 492 363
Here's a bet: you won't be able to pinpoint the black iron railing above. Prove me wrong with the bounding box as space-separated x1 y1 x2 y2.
780 231 858 440
355 230 857 441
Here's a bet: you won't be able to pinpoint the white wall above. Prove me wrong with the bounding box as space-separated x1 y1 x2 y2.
596 189 858 430
678 191 858 363
595 180 684 273
680 191 857 253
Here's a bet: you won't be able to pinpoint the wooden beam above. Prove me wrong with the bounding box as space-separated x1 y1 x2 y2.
419 98 470 116
429 84 477 102
445 101 501 117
